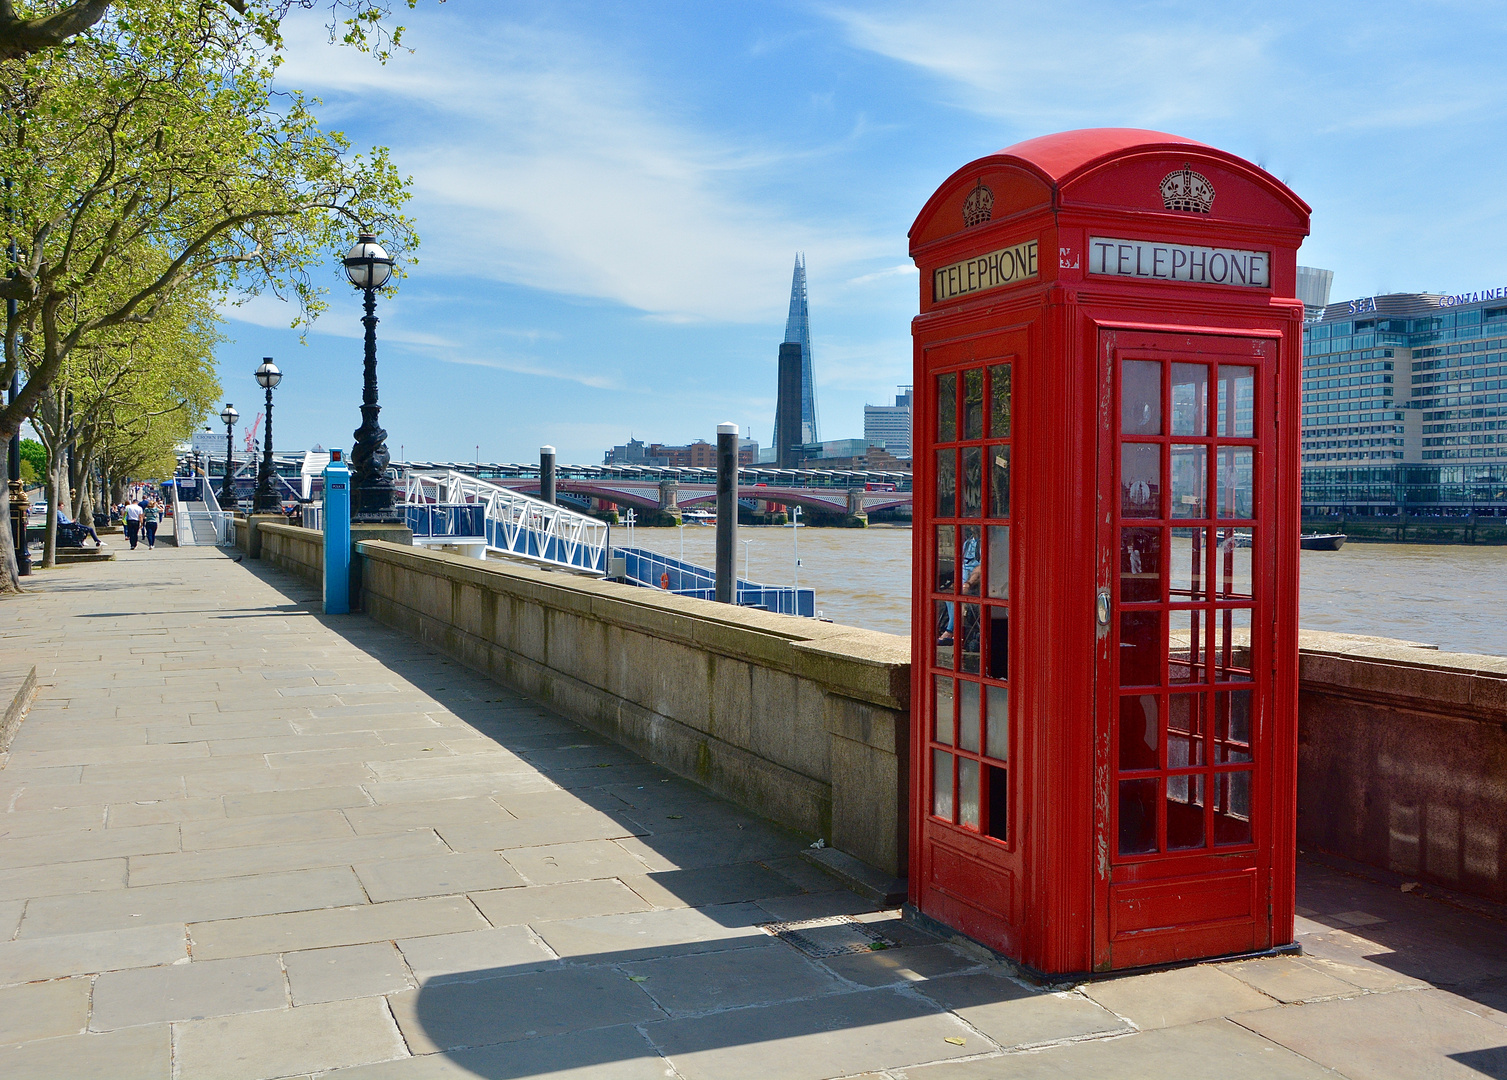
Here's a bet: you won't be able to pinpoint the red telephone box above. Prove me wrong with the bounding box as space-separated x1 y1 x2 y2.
908 129 1309 975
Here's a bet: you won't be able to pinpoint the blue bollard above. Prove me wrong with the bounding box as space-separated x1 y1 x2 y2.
323 450 352 614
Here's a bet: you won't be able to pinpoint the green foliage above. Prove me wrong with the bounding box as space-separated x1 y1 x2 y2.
0 0 417 447
17 439 46 475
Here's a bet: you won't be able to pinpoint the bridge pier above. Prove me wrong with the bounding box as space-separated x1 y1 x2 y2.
845 487 869 528
658 479 681 525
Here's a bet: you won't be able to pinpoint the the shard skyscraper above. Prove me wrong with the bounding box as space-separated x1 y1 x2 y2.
782 254 819 445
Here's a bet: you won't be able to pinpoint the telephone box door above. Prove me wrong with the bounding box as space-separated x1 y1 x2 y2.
1094 327 1278 970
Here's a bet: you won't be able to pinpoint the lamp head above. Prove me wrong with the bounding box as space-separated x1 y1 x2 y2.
343 232 394 290
254 359 281 390
220 403 239 426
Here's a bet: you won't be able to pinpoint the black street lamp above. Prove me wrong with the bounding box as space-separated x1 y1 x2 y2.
343 232 400 523
219 403 239 508
252 360 281 512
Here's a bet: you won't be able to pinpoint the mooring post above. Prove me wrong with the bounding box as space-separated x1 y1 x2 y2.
540 445 556 506
715 421 738 604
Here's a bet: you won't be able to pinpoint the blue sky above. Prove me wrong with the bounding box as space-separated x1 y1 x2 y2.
208 0 1507 464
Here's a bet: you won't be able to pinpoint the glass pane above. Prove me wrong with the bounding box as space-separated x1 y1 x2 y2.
1121 360 1162 435
1118 778 1159 855
960 526 982 596
1216 690 1253 763
1168 693 1205 768
990 364 1011 437
934 601 955 669
937 449 956 517
932 749 954 821
1119 694 1158 771
964 369 984 440
1121 444 1161 518
986 526 1009 600
1171 363 1208 436
988 608 1008 680
959 758 980 830
986 764 1008 840
1218 365 1255 437
1215 529 1253 600
1166 774 1206 850
1217 447 1254 519
1171 445 1207 518
962 447 983 517
1120 527 1162 603
1169 609 1204 684
1171 527 1205 601
960 603 981 674
985 685 1008 760
958 680 980 753
1119 611 1162 687
935 526 956 593
937 372 956 442
1215 770 1253 845
933 675 955 745
1213 608 1253 682
990 445 1011 517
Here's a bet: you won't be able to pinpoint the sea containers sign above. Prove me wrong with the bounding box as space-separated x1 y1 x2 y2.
1089 237 1269 288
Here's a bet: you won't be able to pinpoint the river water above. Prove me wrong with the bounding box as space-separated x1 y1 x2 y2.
623 524 1507 656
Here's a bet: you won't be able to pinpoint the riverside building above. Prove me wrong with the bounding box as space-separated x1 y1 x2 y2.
1302 288 1507 516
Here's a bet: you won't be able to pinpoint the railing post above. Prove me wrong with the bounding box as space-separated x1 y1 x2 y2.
540 445 556 506
716 421 738 604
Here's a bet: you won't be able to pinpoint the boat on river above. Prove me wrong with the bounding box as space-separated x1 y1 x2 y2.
1300 533 1346 551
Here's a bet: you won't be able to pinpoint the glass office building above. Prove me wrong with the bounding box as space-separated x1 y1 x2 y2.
1302 290 1507 515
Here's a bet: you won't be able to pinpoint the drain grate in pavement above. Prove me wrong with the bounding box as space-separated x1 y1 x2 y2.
759 915 896 958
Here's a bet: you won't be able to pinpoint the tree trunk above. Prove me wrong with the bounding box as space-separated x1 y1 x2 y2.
42 452 59 568
0 442 22 593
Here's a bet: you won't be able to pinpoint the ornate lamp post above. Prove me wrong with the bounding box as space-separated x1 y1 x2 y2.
219 403 239 508
342 232 399 522
252 360 281 512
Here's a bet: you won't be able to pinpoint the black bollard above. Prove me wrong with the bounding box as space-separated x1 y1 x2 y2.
540 445 556 505
715 422 737 604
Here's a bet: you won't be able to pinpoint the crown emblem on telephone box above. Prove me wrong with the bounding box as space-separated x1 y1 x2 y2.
1159 165 1215 213
962 179 994 228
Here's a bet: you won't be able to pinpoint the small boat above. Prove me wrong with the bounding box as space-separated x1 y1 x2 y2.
681 509 715 525
1300 533 1346 551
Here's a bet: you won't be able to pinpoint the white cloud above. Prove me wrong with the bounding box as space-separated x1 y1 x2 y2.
436 354 619 391
275 14 888 325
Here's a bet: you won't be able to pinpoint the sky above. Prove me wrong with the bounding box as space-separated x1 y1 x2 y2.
206 0 1507 465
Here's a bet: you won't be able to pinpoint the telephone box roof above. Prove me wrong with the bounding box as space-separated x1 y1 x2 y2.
910 127 1310 244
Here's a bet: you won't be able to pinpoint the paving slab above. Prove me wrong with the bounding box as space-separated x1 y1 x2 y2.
174 996 407 1080
1083 962 1280 1029
1235 987 1507 1079
396 925 559 984
90 953 286 1029
647 985 978 1080
189 895 491 960
468 878 653 926
534 902 774 963
0 1023 172 1080
501 838 653 885
0 856 127 901
284 941 414 1004
622 940 844 1016
106 797 226 827
0 922 188 985
0 975 92 1043
914 972 1131 1048
353 851 525 902
388 965 666 1053
223 785 374 817
21 865 366 935
318 1023 669 1079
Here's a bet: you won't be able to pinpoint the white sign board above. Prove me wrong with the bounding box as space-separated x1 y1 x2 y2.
1088 237 1269 289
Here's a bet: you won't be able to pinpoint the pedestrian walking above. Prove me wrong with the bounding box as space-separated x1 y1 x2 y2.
123 499 143 549
143 500 160 549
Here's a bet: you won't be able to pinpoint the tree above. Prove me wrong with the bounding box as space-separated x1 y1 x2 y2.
0 0 415 586
0 1 431 62
16 436 42 482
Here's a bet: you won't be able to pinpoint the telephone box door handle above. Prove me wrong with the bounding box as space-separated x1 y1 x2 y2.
1095 587 1111 630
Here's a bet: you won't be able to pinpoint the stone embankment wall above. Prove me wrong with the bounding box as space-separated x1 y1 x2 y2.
1297 630 1507 901
239 526 1507 899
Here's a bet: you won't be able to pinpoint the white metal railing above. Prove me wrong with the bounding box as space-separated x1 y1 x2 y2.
403 470 609 575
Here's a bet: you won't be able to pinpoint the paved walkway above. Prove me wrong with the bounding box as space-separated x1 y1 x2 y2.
1 545 1506 1079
